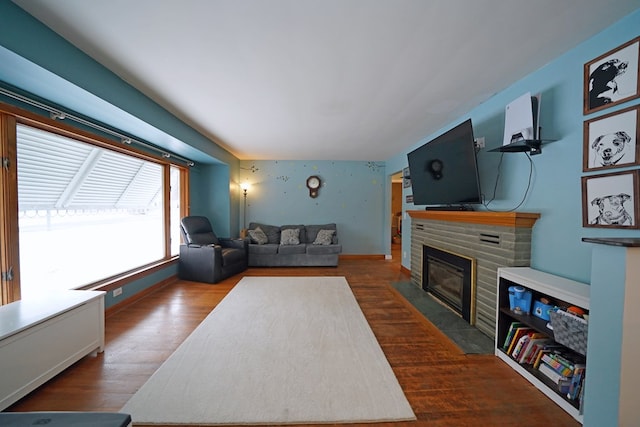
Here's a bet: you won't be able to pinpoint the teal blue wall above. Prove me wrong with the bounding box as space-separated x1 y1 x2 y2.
240 160 386 254
188 163 238 237
388 10 640 284
102 265 178 308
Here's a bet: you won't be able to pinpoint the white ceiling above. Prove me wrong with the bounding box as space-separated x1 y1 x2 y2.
12 0 640 161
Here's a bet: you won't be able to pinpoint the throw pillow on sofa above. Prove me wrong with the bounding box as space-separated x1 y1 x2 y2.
280 228 300 245
313 229 335 245
248 227 268 245
248 222 281 244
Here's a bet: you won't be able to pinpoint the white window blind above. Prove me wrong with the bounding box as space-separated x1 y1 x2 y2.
16 125 165 295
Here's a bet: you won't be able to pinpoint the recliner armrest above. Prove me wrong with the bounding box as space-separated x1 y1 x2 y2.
187 243 222 249
219 238 249 251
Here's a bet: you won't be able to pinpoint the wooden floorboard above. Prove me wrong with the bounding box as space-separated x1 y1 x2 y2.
5 246 579 426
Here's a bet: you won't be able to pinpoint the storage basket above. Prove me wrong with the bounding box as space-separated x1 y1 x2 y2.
549 309 588 356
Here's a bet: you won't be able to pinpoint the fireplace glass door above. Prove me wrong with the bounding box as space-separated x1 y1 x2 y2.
423 245 475 324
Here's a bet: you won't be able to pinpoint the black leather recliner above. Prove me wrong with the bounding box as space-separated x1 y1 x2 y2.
178 216 248 283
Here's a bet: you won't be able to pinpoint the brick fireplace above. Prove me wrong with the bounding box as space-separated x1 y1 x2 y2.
408 211 539 338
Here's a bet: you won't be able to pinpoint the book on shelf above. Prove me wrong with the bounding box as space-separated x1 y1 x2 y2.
511 334 531 360
511 330 547 361
514 332 542 363
538 362 569 384
533 348 550 369
567 365 586 401
546 348 586 372
506 327 533 355
502 322 526 350
558 378 572 395
541 353 573 377
518 337 551 364
554 350 585 367
532 343 565 369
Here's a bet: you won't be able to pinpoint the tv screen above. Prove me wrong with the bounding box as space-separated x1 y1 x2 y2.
407 119 481 207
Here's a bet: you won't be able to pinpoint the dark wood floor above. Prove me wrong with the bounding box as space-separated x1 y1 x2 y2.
6 245 579 426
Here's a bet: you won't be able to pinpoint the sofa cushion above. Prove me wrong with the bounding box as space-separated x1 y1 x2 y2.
248 227 268 244
249 222 281 244
248 243 279 255
313 229 335 245
281 224 306 243
280 228 300 245
306 243 342 255
278 244 306 255
305 224 337 244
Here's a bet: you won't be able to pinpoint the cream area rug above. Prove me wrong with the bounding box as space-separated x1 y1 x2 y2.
121 276 415 425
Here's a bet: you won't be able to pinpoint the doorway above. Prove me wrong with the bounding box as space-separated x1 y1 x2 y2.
390 172 403 258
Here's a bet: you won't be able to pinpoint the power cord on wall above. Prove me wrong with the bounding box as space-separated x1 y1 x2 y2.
483 152 534 212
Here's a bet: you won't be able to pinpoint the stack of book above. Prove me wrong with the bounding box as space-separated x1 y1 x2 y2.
502 321 586 402
537 350 586 401
502 322 551 364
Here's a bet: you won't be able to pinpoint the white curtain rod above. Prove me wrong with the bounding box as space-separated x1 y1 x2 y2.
0 86 195 167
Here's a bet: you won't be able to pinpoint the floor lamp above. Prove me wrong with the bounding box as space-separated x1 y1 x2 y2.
240 183 249 238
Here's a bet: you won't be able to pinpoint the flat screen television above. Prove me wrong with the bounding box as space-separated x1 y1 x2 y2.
407 119 482 208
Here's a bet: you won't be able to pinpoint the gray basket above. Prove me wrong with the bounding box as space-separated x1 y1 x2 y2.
549 310 588 356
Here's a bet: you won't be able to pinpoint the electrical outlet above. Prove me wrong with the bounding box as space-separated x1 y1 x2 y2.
113 287 123 297
474 137 485 148
403 251 407 259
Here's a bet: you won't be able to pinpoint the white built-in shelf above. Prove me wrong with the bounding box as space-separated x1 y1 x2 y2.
495 267 589 424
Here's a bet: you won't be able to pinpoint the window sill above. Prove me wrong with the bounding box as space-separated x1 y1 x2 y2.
83 257 179 293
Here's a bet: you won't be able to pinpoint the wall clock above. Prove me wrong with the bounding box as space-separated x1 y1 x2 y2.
306 175 321 198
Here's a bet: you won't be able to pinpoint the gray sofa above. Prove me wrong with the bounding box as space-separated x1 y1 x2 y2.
247 222 342 267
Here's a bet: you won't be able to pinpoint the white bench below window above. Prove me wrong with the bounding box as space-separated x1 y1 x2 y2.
0 290 105 410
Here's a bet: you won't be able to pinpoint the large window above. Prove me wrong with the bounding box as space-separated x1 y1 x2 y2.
12 124 184 297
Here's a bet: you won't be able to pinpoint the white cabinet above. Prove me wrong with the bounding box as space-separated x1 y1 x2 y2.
494 267 589 424
0 290 105 410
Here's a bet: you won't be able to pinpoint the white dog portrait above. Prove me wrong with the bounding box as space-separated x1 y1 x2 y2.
590 193 633 226
591 131 631 167
584 106 639 171
583 171 640 229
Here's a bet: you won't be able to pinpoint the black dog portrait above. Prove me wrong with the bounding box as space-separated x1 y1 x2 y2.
588 59 628 109
584 37 640 114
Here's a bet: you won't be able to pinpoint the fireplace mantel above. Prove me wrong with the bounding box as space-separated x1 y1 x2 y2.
408 210 540 228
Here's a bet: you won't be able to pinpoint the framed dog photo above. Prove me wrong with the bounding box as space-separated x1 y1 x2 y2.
403 166 411 188
583 105 640 172
582 170 640 229
584 36 640 115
